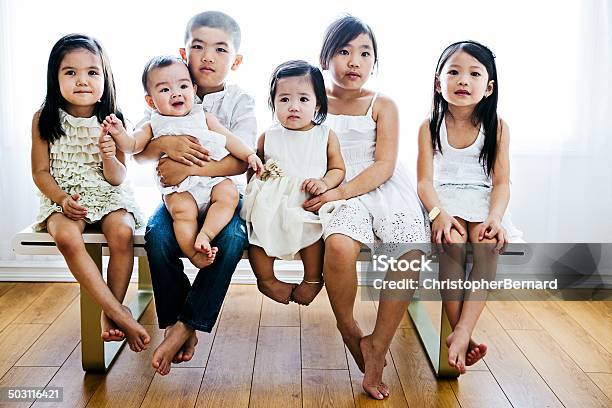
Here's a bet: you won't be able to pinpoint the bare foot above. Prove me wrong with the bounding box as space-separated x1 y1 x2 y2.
171 329 199 364
446 327 471 374
190 247 218 269
338 320 365 372
291 280 323 305
360 335 389 400
109 305 150 352
152 321 194 375
466 339 488 366
194 231 212 254
101 311 125 342
257 278 296 304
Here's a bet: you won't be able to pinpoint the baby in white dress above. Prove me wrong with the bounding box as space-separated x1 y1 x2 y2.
103 56 262 268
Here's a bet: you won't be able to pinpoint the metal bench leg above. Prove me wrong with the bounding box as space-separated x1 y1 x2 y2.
80 244 153 372
408 300 459 378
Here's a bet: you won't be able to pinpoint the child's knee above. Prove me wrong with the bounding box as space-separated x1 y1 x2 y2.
107 223 134 247
212 181 239 207
166 194 198 221
55 230 83 253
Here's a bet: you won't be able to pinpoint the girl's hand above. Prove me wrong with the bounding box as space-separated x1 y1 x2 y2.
98 133 116 159
431 210 466 249
247 153 264 176
478 216 507 253
164 136 210 166
61 193 87 220
157 157 193 186
301 178 329 196
303 187 343 213
101 113 125 138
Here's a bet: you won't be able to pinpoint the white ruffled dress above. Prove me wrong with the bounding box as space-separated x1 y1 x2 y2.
35 110 144 231
240 123 345 260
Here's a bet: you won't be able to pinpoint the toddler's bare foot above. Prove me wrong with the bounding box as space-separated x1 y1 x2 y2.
360 335 390 400
101 311 124 342
257 278 296 304
152 321 194 375
466 339 488 366
110 305 150 352
446 327 471 374
190 247 218 269
291 280 324 306
194 231 212 254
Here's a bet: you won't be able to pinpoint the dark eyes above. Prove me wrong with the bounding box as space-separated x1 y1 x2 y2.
160 88 170 93
190 44 227 53
339 49 349 55
300 97 309 102
180 84 190 89
448 69 482 77
471 72 481 77
361 52 370 57
280 97 289 102
216 47 227 53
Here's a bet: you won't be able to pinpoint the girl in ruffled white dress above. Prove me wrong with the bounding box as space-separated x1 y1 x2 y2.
417 41 522 375
241 60 346 305
31 34 148 352
102 56 262 269
306 16 430 400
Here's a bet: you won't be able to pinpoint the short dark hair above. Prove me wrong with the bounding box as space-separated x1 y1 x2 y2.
141 56 189 93
320 15 378 70
269 60 328 125
184 11 241 51
38 33 123 144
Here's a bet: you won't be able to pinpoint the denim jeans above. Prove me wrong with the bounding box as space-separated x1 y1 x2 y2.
144 198 248 332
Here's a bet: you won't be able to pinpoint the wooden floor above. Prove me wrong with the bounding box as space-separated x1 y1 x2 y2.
0 282 610 408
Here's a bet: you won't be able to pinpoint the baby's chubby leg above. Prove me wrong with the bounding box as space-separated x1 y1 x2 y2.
163 192 205 267
194 180 239 258
292 240 324 306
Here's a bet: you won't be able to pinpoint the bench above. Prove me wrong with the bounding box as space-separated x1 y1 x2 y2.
13 225 527 377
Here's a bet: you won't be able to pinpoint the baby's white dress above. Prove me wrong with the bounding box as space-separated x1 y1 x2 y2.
434 118 522 240
150 105 229 212
240 123 345 260
322 95 431 250
35 110 144 230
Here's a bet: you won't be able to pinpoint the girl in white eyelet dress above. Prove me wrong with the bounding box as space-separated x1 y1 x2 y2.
323 94 431 248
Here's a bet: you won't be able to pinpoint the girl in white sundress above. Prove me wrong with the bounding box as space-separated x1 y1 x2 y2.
417 41 521 376
241 60 346 306
304 16 430 400
31 34 148 353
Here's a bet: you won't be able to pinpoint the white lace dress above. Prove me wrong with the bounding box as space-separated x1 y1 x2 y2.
241 123 345 260
150 105 229 212
322 96 431 248
35 110 144 231
434 119 522 241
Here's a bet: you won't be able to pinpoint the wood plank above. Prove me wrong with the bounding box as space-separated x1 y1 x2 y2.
249 327 301 408
587 373 612 402
195 285 262 408
31 344 105 408
14 283 79 324
0 283 50 332
519 299 612 372
390 328 459 408
16 298 81 367
473 308 563 407
140 367 204 408
0 366 58 408
508 329 610 408
302 369 355 408
139 298 158 325
0 282 16 298
557 301 612 354
260 296 300 327
86 325 161 408
485 291 541 330
0 323 48 379
349 287 408 407
449 371 512 408
301 288 347 369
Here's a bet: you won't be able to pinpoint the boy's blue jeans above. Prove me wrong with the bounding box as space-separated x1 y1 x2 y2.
144 198 248 332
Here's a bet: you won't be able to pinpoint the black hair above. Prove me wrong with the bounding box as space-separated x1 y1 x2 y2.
430 40 499 176
38 33 124 144
319 15 378 70
269 60 328 125
184 11 241 51
142 55 189 93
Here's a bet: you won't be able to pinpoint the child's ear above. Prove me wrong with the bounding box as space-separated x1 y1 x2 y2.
231 54 243 71
179 48 187 62
485 80 495 97
434 75 442 93
144 95 156 110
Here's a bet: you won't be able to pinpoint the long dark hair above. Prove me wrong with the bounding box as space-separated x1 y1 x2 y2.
430 40 499 176
269 60 328 125
38 34 124 143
